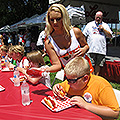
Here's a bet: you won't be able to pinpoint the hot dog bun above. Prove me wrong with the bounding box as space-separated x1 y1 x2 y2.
44 96 57 109
44 97 53 109
19 76 26 82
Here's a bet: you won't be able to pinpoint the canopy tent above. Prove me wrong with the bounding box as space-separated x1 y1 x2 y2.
25 12 46 26
0 25 10 33
10 17 29 32
66 5 86 25
10 14 40 31
18 5 86 28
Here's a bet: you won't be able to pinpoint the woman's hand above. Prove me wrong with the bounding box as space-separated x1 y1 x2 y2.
70 96 87 109
73 47 86 57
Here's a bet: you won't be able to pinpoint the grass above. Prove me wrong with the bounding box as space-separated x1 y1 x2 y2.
44 55 120 120
43 55 62 86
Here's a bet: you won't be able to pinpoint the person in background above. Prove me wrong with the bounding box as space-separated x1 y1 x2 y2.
36 30 46 51
0 45 8 59
3 33 8 46
44 4 91 73
53 56 119 120
0 45 12 67
25 29 31 53
12 31 18 45
83 11 112 75
8 45 29 70
7 32 13 46
19 50 51 89
18 31 23 45
0 34 4 47
8 45 16 65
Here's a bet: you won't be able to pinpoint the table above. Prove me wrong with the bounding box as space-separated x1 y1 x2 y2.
0 71 102 120
100 61 120 83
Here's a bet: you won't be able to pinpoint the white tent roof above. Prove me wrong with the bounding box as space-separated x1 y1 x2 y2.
25 12 47 26
10 14 40 31
0 25 10 32
66 5 86 25
23 5 86 26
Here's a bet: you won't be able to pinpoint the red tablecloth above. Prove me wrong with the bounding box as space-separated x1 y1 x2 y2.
0 71 102 120
100 61 120 83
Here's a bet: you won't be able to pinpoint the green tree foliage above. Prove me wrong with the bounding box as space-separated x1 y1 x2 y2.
0 0 48 28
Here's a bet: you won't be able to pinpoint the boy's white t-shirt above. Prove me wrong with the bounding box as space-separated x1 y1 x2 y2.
17 57 29 68
30 65 51 89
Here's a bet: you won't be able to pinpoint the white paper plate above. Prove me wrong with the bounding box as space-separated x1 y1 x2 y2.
0 85 5 91
1 68 13 72
41 96 74 112
10 76 27 83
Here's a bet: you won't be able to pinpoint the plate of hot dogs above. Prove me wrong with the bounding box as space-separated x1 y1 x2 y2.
10 75 27 83
41 90 74 112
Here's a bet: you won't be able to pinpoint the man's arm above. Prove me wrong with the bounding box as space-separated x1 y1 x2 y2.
99 25 112 38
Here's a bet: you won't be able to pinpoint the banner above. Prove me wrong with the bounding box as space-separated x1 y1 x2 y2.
84 2 119 23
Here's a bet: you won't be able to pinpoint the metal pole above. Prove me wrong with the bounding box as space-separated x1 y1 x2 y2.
115 24 117 46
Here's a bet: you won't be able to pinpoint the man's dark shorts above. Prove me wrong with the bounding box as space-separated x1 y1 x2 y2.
88 53 105 67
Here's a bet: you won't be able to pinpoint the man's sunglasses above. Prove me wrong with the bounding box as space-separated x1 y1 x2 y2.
50 17 62 22
66 75 85 84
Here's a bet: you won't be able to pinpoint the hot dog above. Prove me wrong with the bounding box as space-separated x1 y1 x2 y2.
59 89 65 98
44 96 57 109
19 76 26 82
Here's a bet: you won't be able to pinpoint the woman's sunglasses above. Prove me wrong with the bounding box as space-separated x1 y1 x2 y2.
50 17 62 22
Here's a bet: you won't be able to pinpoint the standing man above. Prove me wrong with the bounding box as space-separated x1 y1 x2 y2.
83 11 112 75
36 30 45 51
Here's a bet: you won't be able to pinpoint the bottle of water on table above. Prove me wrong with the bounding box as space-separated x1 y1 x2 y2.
21 80 30 106
14 67 20 77
14 74 20 87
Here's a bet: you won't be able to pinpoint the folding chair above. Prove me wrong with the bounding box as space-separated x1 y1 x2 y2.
51 69 64 88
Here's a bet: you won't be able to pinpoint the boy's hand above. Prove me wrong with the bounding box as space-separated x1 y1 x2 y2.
70 96 87 109
52 84 65 98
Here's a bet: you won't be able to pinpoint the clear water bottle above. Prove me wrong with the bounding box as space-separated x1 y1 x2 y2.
5 59 8 68
13 67 20 77
21 81 30 106
14 75 20 86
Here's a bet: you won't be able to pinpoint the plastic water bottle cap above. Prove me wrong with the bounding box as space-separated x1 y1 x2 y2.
14 75 16 78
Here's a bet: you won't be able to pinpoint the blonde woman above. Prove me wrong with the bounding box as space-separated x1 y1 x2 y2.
44 4 91 73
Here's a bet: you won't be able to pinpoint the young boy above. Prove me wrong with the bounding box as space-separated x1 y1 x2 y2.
53 56 119 120
19 50 51 89
8 45 29 69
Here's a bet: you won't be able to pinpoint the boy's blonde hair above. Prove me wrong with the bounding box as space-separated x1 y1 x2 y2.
27 50 45 66
45 3 72 37
1 45 8 52
64 56 90 78
9 45 24 55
